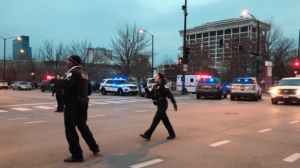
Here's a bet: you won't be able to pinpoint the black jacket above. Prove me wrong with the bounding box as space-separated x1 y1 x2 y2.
145 82 176 105
51 66 91 98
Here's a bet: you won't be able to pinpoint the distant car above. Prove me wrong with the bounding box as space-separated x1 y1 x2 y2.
269 77 300 104
100 78 138 96
90 81 100 91
40 76 55 92
0 80 8 89
195 77 227 99
230 77 262 101
12 81 32 90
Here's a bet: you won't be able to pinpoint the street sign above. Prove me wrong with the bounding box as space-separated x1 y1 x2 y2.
256 56 261 60
183 64 188 72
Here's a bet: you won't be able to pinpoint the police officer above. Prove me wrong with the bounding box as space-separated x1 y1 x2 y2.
49 55 100 162
52 74 64 112
140 73 178 141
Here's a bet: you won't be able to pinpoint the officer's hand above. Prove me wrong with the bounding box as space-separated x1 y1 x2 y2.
153 101 157 106
173 103 177 111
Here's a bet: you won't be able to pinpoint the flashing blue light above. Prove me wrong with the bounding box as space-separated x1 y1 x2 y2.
237 79 241 82
209 78 214 82
245 79 248 82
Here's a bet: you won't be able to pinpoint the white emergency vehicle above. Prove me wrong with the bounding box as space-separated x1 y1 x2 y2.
140 77 156 98
176 75 211 93
100 78 138 96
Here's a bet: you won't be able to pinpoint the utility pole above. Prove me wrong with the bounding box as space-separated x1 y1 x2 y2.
182 0 187 95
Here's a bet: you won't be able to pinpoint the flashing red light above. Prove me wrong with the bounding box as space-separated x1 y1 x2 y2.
47 76 51 79
197 75 212 79
295 62 299 66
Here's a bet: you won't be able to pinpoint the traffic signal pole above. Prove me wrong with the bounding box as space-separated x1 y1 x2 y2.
182 0 187 95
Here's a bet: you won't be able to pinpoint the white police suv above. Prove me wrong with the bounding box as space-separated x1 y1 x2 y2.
100 78 138 96
269 77 300 104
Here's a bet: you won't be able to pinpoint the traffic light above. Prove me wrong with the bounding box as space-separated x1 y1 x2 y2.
185 47 191 58
219 39 224 48
178 57 183 64
238 44 243 53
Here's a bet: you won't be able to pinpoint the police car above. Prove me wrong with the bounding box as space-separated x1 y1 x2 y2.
269 77 300 104
195 77 227 99
100 78 138 96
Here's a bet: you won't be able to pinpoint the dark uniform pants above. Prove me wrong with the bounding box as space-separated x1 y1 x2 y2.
64 97 98 159
55 91 64 111
144 104 175 138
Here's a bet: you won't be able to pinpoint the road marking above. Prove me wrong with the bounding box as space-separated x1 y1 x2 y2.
91 102 109 105
89 115 106 118
11 107 32 111
114 108 126 111
258 129 272 133
135 110 148 113
209 140 231 147
104 101 122 104
0 110 8 113
283 153 300 163
0 102 56 108
130 158 163 168
118 100 138 102
34 106 55 109
9 117 28 120
25 121 46 124
289 121 300 124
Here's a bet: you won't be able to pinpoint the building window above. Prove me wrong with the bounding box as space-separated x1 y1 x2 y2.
203 32 209 37
233 28 239 33
190 78 194 82
217 30 223 35
196 33 202 38
210 31 216 36
190 34 195 39
225 29 231 34
252 27 257 33
241 26 248 32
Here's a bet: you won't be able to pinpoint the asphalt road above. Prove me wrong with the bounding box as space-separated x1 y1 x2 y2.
0 89 300 168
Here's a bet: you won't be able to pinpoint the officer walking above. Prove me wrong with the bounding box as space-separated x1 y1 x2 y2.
49 55 100 162
140 73 178 141
52 74 64 112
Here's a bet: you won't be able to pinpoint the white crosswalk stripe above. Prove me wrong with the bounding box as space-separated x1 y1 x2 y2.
11 107 32 111
34 106 55 109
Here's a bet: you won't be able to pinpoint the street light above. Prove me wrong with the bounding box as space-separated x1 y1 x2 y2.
140 29 154 77
242 10 260 81
0 36 21 80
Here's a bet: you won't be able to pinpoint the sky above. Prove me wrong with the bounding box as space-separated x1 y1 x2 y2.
0 0 300 66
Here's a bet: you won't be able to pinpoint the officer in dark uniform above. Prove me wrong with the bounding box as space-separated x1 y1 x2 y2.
140 73 178 141
49 55 100 162
52 74 64 112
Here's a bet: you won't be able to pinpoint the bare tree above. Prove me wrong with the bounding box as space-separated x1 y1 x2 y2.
107 23 151 77
131 53 151 84
39 40 68 75
162 55 175 65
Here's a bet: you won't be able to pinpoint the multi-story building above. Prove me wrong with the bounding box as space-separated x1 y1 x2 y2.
87 47 112 63
13 35 32 60
179 17 270 79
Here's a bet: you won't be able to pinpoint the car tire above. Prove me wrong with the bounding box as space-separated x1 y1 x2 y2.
101 89 107 95
259 94 262 99
132 92 137 96
271 98 278 105
217 93 222 100
223 93 227 98
117 89 124 96
196 93 201 99
140 92 145 97
253 95 258 101
230 95 235 101
18 87 21 90
13 88 15 90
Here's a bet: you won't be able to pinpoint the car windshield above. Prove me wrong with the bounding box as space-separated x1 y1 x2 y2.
233 79 254 84
198 78 217 84
19 82 28 85
116 80 129 84
279 79 300 86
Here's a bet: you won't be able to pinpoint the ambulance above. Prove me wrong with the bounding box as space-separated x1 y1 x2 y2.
176 74 211 93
